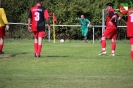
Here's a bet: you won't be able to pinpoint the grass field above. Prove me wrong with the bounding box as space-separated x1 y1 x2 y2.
0 39 133 88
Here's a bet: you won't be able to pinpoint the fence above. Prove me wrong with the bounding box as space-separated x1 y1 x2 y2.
8 22 127 43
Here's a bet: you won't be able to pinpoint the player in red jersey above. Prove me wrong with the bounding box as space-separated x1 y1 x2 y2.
99 2 118 56
126 8 133 61
0 0 9 54
28 0 50 57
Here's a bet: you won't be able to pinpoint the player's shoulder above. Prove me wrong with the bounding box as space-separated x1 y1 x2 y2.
30 5 46 11
38 6 46 10
0 8 5 13
84 18 89 21
0 8 4 11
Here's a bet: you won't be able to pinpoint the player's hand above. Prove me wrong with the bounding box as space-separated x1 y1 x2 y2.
118 16 121 20
109 21 113 26
28 26 32 32
48 25 50 30
5 25 9 31
88 24 92 28
87 24 90 27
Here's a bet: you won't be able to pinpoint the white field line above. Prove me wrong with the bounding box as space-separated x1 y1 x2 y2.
0 74 133 79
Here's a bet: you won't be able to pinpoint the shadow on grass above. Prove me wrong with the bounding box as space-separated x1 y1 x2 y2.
0 52 29 59
0 54 16 58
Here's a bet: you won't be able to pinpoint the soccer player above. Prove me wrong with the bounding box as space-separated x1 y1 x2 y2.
0 0 9 54
99 2 118 56
28 0 50 57
76 15 90 43
126 8 133 61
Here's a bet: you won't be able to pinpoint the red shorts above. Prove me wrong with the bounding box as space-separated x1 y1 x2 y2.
33 31 46 38
129 38 133 45
0 26 5 38
102 26 118 39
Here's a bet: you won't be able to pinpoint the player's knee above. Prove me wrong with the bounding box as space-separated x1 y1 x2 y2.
101 37 105 40
112 39 115 42
131 45 133 51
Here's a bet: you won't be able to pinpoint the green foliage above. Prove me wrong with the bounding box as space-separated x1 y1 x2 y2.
1 0 131 39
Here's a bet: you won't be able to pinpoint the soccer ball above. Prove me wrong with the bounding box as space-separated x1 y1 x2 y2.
60 39 64 43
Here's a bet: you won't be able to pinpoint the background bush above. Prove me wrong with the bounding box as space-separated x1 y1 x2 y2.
2 0 130 39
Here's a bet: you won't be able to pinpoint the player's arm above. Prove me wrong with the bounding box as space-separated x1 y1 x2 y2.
1 8 9 31
1 8 8 24
28 10 32 32
87 20 91 27
44 9 50 30
75 17 79 20
119 17 127 25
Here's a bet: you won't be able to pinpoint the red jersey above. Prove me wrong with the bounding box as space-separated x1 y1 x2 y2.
106 9 117 27
28 5 49 32
127 9 133 37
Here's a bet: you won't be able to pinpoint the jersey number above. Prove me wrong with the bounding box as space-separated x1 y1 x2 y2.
35 12 40 21
129 13 133 22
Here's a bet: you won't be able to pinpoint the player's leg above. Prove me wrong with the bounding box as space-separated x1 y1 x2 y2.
110 29 117 56
99 26 117 56
0 37 4 54
37 37 43 57
0 27 5 54
82 29 88 43
130 44 133 61
111 39 116 56
33 32 38 57
99 35 106 55
84 36 88 43
36 31 46 57
34 37 38 57
129 38 133 61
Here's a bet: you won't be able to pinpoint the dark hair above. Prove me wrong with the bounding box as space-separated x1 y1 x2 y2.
106 2 114 7
36 0 43 3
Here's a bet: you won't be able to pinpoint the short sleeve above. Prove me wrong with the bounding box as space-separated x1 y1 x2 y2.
109 11 114 18
86 19 90 23
44 9 50 19
1 8 8 24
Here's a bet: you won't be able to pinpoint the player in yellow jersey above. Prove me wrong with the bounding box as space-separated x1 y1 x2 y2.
0 0 9 54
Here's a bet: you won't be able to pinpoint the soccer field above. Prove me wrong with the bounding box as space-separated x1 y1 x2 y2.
0 39 133 88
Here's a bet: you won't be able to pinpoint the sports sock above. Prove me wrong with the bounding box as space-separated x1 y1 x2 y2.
0 44 3 52
130 51 133 61
84 37 87 41
37 45 42 56
112 42 116 54
101 40 106 52
34 43 38 54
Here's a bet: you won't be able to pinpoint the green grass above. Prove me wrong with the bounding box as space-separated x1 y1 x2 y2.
0 39 133 88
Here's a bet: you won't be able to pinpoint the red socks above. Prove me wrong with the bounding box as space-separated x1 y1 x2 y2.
34 43 38 54
130 51 133 61
101 40 106 52
37 45 42 56
0 44 3 52
34 43 42 56
112 42 116 54
101 41 116 54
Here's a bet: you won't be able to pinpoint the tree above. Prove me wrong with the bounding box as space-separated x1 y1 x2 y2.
2 0 131 39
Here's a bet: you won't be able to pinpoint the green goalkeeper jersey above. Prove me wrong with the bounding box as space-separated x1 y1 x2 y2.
78 18 90 30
